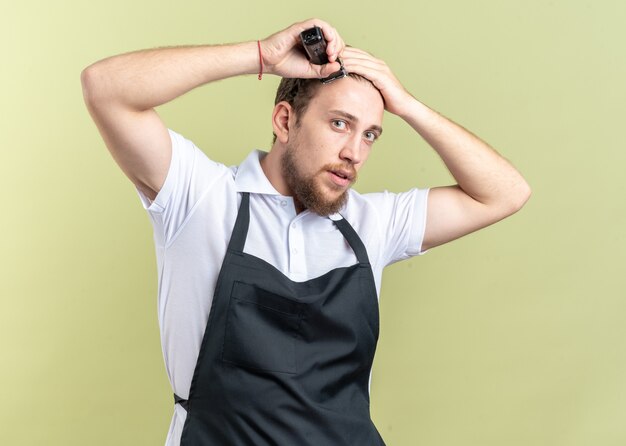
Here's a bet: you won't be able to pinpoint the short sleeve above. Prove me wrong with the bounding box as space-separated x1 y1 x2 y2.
367 188 430 266
135 129 229 246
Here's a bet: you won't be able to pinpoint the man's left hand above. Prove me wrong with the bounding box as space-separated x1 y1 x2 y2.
341 47 414 117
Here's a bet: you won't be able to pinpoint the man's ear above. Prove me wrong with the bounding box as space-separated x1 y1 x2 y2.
272 101 295 144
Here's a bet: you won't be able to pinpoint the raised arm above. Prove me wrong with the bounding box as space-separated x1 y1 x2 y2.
80 18 345 200
342 47 531 251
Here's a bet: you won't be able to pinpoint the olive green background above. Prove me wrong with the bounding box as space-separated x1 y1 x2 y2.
2 0 624 444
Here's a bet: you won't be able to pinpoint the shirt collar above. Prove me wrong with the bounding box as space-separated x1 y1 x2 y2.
234 150 282 195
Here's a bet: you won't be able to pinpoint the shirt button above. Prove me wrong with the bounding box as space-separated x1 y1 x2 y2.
292 248 298 254
280 201 287 207
291 223 297 229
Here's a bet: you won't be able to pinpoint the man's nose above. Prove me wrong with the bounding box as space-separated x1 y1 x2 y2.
339 135 363 165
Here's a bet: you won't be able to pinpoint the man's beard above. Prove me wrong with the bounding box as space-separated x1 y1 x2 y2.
281 145 355 216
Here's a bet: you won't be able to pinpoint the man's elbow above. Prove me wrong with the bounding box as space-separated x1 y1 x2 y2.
81 65 99 105
504 180 532 216
80 64 111 109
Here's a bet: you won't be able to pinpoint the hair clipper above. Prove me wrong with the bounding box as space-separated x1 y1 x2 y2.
299 26 347 84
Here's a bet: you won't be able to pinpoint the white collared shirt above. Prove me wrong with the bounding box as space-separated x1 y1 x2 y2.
136 129 429 446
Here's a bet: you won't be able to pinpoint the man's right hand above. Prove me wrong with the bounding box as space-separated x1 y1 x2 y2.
260 18 346 79
81 19 346 202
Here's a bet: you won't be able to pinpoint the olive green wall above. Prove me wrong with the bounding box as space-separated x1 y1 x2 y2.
2 0 624 444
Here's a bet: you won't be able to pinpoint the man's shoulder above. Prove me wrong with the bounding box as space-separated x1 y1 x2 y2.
340 189 397 223
169 129 250 185
344 188 416 211
342 188 426 226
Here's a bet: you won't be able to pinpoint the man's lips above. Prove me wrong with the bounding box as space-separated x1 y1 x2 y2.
329 169 354 181
327 168 356 187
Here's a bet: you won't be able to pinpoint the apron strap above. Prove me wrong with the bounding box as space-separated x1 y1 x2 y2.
229 192 370 266
333 217 371 266
227 192 251 254
174 393 189 411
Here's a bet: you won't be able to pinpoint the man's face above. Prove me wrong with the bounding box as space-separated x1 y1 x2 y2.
281 77 384 216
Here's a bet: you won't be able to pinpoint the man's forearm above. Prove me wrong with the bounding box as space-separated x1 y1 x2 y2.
81 41 260 111
399 98 531 210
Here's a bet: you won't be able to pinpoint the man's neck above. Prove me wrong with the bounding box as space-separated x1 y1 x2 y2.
260 148 290 196
260 148 306 213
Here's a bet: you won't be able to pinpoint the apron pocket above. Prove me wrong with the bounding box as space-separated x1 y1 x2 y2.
222 281 303 374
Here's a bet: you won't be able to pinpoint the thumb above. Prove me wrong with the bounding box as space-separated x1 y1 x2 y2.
316 61 343 78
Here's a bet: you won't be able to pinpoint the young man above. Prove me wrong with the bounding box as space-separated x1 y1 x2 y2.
82 18 530 446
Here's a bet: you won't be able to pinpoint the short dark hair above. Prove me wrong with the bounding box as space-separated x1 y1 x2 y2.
272 73 374 144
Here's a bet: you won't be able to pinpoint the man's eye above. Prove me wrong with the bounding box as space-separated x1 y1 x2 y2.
364 131 377 142
332 120 347 129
